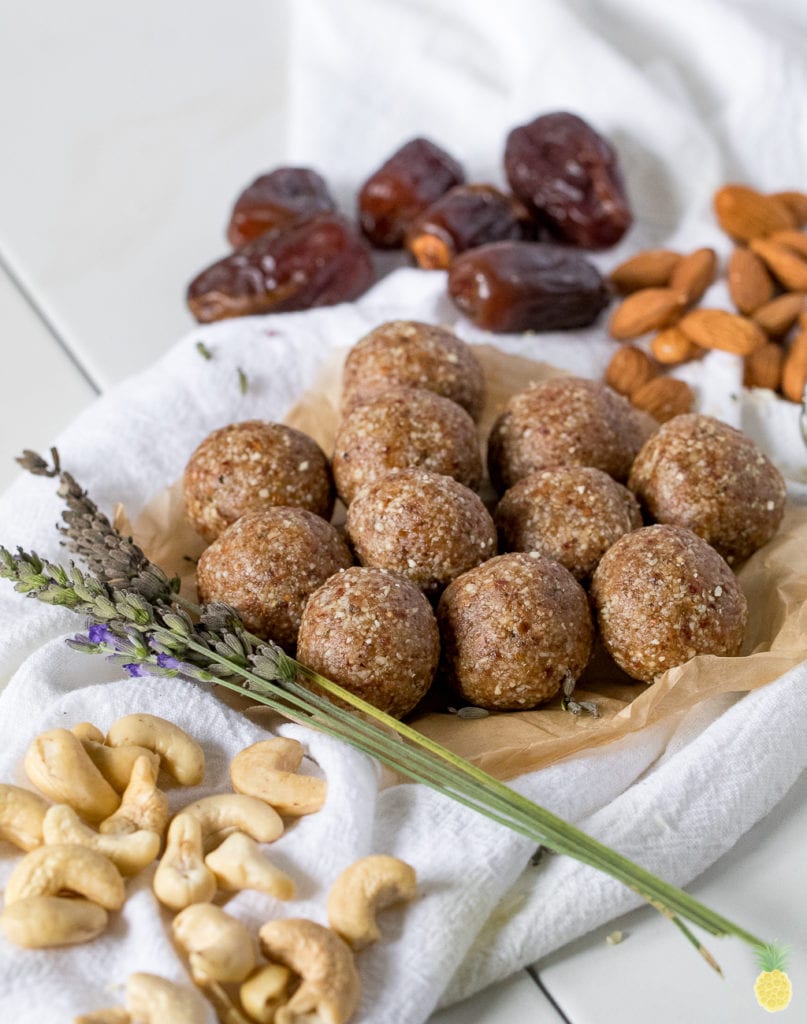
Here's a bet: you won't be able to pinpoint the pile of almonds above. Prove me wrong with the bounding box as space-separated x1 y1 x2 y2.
605 184 807 421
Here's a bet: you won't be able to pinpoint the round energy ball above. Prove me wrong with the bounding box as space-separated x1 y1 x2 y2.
495 466 642 581
297 567 440 718
184 420 334 542
590 524 748 683
487 376 649 493
333 386 482 504
437 552 593 709
196 508 353 650
628 413 786 564
341 320 486 421
346 469 497 593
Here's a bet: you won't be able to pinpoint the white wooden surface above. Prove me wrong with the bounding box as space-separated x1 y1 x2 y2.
0 3 805 1021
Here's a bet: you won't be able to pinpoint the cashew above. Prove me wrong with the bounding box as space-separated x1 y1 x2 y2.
72 722 105 744
74 1010 131 1024
24 728 120 822
106 714 205 786
1 895 108 948
125 973 208 1024
43 804 160 876
230 738 327 817
0 783 49 850
172 903 256 984
327 854 417 951
181 794 283 852
258 918 360 1024
153 813 216 911
204 832 295 901
82 739 161 793
4 843 125 909
239 964 294 1024
99 755 170 838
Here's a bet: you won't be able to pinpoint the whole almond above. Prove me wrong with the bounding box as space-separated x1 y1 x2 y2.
609 250 682 294
749 238 807 291
767 229 807 259
650 326 700 365
770 191 807 226
609 288 684 341
678 308 766 356
669 247 717 305
743 342 784 391
630 378 693 423
604 345 658 396
727 248 774 314
782 328 807 403
751 292 806 336
714 185 795 242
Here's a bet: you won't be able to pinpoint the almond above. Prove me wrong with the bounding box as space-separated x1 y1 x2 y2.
743 342 784 391
609 288 684 341
749 238 807 291
604 345 658 397
751 292 806 336
714 185 795 242
630 378 693 423
727 248 774 314
767 229 807 259
770 191 807 227
782 327 807 403
650 326 700 365
609 250 682 294
669 247 717 305
678 308 766 356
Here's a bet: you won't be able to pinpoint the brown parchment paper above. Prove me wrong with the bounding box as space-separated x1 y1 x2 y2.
129 345 807 782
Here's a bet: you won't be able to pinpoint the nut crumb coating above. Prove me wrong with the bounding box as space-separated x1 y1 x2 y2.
590 524 747 683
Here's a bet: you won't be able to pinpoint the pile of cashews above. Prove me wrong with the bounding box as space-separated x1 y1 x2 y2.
0 712 417 1024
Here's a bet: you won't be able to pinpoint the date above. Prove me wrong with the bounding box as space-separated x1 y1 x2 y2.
358 137 464 248
447 241 610 332
187 214 375 323
405 184 532 269
504 111 632 248
227 167 336 247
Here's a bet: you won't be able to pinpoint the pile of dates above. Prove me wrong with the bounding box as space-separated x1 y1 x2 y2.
186 112 631 333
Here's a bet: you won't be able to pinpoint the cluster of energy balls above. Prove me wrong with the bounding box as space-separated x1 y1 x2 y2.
183 321 787 719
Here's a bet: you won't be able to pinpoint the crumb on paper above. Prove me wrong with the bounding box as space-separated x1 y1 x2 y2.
606 930 625 945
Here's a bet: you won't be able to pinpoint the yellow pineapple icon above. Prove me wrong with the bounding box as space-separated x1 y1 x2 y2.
754 943 792 1013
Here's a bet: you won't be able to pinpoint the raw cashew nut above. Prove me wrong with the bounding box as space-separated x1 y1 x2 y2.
239 964 294 1024
43 804 160 876
172 903 256 984
71 722 105 744
74 1009 131 1023
327 854 417 950
204 832 295 900
125 972 208 1024
24 728 120 822
99 755 170 838
106 714 205 786
1 895 108 948
258 918 360 1024
153 813 216 911
181 794 284 851
230 738 327 817
81 739 161 793
0 783 49 850
4 843 125 909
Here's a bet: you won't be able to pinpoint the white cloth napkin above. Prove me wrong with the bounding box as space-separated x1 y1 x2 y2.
2 1 807 1021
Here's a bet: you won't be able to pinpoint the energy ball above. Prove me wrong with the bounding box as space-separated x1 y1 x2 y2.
495 466 642 581
333 386 482 504
487 376 649 493
628 414 786 563
346 469 496 594
438 553 593 710
341 320 486 421
196 508 352 650
184 421 334 542
297 567 440 718
590 524 748 683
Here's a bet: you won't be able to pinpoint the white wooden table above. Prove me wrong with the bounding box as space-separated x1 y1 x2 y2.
0 4 804 1021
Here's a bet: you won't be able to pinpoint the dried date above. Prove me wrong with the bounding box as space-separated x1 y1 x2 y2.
187 214 374 323
405 184 532 269
358 137 464 248
227 167 336 247
448 241 609 332
504 111 632 248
